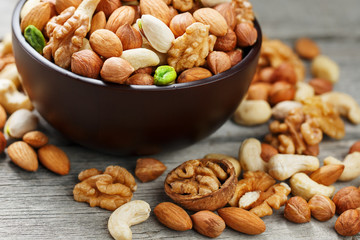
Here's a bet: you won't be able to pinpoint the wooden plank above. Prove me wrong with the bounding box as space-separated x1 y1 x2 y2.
1 0 360 239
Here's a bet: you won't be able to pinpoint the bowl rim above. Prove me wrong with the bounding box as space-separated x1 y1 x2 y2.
12 0 262 92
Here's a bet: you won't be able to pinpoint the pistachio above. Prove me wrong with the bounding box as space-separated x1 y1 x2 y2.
140 15 175 53
154 66 177 86
4 109 38 139
24 25 46 54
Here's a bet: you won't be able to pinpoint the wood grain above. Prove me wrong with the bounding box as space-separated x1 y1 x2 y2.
1 0 360 239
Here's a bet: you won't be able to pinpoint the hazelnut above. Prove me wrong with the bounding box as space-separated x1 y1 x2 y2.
235 22 257 47
135 158 167 182
115 24 142 50
214 29 237 52
335 209 360 236
247 83 271 101
191 210 225 238
169 12 196 38
226 49 243 67
207 51 232 75
270 62 297 84
308 78 333 95
308 194 335 221
284 196 311 223
125 73 154 85
134 67 153 75
177 67 213 83
258 67 275 83
100 57 134 84
269 81 296 105
332 186 360 215
71 50 103 79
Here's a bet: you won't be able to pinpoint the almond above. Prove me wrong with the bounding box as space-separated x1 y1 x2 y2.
308 78 333 95
214 29 237 52
295 37 320 60
349 141 360 154
96 0 121 18
309 164 345 186
0 104 7 129
23 131 49 148
38 144 70 175
177 67 212 83
105 6 135 33
193 8 228 37
191 210 225 238
20 2 52 32
207 51 231 75
8 141 38 172
235 22 257 47
90 11 107 36
135 158 167 182
169 12 196 38
154 202 192 231
116 24 142 50
214 2 236 30
217 207 266 235
140 0 171 25
55 0 81 14
71 49 104 79
100 57 134 84
261 143 278 162
125 73 154 85
90 29 123 58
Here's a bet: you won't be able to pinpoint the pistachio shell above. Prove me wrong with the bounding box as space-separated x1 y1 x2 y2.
4 109 38 139
121 48 160 70
141 15 175 53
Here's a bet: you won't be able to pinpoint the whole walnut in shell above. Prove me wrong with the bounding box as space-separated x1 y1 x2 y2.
164 158 237 211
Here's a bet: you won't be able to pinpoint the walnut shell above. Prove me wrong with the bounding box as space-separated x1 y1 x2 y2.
164 158 236 211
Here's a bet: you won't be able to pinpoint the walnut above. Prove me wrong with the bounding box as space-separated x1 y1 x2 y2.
172 0 193 12
167 22 214 72
73 165 137 211
302 96 345 140
43 0 100 68
164 158 236 211
228 171 276 207
266 107 323 156
231 0 255 26
258 39 305 82
0 53 15 72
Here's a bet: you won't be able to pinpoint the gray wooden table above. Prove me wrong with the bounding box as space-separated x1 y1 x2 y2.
1 0 360 239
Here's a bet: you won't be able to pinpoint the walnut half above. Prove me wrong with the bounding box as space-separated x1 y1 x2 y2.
164 158 237 211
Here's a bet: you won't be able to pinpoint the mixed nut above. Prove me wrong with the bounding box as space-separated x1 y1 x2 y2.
20 0 258 86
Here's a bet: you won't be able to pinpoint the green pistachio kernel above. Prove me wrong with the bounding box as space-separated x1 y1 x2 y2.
24 25 46 54
154 65 177 86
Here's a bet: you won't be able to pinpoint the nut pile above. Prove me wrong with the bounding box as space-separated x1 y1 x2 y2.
20 0 258 86
0 36 70 175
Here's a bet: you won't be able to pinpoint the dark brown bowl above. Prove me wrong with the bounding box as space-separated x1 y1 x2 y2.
11 0 262 155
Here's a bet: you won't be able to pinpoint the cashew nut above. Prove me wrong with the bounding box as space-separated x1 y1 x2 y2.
271 101 303 120
0 64 21 88
4 109 38 139
108 200 151 240
294 81 314 102
0 79 33 114
204 153 241 177
268 154 319 181
324 152 360 181
239 138 268 172
121 48 160 71
201 0 231 7
320 92 360 124
289 173 335 201
233 99 272 126
311 55 340 83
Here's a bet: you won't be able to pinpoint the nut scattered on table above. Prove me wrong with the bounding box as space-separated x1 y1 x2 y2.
308 194 335 222
135 157 167 183
284 196 311 224
191 210 226 238
154 202 192 231
332 186 360 215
